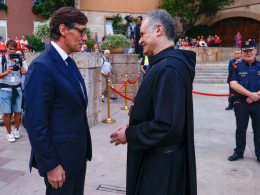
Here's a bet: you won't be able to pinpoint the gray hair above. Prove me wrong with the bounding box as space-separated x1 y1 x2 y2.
146 9 176 41
104 50 110 54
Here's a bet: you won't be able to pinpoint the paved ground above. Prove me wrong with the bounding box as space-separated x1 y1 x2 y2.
0 83 259 195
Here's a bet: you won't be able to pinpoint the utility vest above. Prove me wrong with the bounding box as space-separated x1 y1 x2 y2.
144 56 149 71
235 60 260 99
16 40 21 50
21 40 28 50
0 42 6 51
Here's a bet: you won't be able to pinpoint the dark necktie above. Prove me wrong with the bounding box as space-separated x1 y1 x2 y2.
66 57 80 83
66 57 85 99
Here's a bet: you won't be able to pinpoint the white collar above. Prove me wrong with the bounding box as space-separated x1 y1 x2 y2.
51 41 69 61
236 58 242 61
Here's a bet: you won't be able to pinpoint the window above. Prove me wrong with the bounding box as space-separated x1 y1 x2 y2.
106 19 114 36
0 0 5 4
34 21 43 31
0 20 7 41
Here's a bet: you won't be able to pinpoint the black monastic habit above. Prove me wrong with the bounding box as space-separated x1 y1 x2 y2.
125 47 197 195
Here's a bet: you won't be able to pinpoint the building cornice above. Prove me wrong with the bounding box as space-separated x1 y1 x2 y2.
221 2 260 10
78 9 147 14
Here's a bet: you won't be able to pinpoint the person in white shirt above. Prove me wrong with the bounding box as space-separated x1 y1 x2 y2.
20 36 28 50
0 40 27 142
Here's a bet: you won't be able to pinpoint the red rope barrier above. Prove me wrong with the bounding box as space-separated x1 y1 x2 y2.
192 91 234 97
114 81 126 92
128 76 140 84
196 52 202 56
204 52 216 56
111 87 133 101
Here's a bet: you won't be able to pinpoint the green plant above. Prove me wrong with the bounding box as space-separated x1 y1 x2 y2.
158 0 232 38
25 35 45 52
33 19 51 39
0 3 8 15
185 25 211 40
112 14 127 35
100 34 131 49
85 28 95 50
33 0 75 19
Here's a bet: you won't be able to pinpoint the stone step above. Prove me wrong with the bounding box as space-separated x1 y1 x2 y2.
195 75 228 79
193 79 227 84
196 70 228 73
195 73 228 76
196 67 228 70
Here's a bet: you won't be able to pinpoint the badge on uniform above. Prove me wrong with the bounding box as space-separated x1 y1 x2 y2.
246 41 249 45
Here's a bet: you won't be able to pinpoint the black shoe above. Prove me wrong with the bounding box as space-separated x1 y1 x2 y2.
110 98 117 100
225 106 233 110
257 157 260 162
228 152 244 161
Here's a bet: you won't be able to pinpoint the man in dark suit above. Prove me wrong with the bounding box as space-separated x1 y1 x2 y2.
226 50 242 110
24 7 92 195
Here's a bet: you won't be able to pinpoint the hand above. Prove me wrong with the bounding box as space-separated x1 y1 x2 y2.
246 97 253 104
103 73 108 76
7 65 13 74
47 165 66 189
249 92 260 102
110 124 129 146
20 67 26 75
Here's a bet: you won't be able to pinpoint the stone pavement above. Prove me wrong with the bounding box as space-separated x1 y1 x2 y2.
0 83 259 195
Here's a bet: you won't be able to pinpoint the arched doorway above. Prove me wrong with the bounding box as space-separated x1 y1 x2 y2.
211 17 260 47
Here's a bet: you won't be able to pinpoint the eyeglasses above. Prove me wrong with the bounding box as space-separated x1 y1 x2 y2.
72 27 87 37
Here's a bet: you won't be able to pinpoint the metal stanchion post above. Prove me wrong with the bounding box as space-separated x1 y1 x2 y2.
215 50 218 64
121 75 130 110
138 72 141 87
202 49 205 65
102 80 116 124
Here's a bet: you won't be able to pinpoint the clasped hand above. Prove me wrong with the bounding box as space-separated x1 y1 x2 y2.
47 165 66 189
110 124 128 146
247 92 260 104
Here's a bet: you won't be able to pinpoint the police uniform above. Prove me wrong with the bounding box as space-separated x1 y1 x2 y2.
228 40 260 162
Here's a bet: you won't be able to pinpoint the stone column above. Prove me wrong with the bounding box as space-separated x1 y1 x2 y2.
107 54 139 99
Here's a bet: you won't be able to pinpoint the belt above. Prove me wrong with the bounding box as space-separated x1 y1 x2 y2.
145 142 185 155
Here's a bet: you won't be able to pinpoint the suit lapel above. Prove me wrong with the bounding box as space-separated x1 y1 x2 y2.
47 44 86 103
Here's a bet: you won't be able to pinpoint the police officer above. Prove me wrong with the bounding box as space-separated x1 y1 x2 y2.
228 40 260 162
225 50 242 110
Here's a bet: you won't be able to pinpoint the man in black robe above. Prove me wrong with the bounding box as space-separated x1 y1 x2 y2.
110 9 197 195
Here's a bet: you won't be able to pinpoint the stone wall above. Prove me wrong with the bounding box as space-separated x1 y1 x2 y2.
105 54 139 99
25 52 102 128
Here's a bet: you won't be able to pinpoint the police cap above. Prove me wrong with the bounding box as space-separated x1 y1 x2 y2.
241 40 256 51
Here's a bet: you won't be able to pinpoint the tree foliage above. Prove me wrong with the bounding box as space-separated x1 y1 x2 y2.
185 24 211 39
33 0 75 19
26 35 45 52
112 14 127 35
158 0 232 38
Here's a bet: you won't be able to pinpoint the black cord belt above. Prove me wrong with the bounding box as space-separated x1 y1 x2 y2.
145 142 186 155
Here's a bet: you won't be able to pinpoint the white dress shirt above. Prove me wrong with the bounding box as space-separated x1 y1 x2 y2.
51 41 86 99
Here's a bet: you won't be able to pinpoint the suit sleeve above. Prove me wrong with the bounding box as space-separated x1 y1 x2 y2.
125 67 186 152
25 62 59 173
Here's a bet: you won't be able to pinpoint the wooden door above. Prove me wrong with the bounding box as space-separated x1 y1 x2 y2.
211 17 260 47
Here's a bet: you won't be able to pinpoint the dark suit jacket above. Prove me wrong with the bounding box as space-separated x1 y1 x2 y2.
227 59 236 83
24 43 92 177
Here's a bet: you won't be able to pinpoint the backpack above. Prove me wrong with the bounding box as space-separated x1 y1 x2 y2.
2 55 23 73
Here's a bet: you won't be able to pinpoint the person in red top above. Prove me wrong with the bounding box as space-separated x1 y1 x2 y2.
20 36 28 50
0 39 6 56
238 40 242 47
214 36 221 47
15 37 21 50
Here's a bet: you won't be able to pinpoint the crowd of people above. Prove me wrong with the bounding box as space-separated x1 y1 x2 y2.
0 35 34 57
175 34 222 48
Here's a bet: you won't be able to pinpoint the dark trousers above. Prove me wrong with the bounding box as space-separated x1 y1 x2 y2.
44 161 87 195
135 38 143 58
228 85 235 108
234 102 260 157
